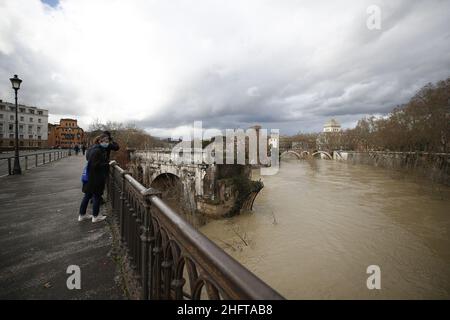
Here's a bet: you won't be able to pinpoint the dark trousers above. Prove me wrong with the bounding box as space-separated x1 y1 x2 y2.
79 193 101 217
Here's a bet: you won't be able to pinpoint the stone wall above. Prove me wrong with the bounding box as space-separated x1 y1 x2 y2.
334 151 450 185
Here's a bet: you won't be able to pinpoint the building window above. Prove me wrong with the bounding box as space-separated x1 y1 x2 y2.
29 135 33 139
38 136 41 140
10 115 14 121
20 116 24 121
38 118 41 123
9 106 15 111
29 118 33 122
19 108 25 113
0 105 4 110
28 125 33 132
9 124 14 131
29 109 35 114
9 134 14 139
19 134 24 139
38 111 43 115
0 114 3 119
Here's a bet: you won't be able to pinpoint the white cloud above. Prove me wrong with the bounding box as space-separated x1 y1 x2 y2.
246 86 260 97
0 0 449 136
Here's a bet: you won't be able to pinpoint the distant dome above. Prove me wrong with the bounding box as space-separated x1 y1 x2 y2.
323 118 341 132
325 118 339 126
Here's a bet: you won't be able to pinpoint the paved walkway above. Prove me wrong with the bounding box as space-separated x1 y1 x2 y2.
0 155 124 299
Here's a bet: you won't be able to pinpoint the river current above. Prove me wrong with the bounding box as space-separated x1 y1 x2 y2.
200 159 450 299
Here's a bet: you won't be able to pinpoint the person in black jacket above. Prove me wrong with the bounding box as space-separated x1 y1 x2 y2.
85 131 120 161
102 130 120 162
100 131 119 204
78 134 110 223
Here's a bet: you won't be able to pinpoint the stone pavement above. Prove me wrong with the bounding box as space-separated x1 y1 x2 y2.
0 155 124 299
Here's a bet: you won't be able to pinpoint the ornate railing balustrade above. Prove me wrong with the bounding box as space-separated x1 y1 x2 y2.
0 149 70 176
107 161 284 300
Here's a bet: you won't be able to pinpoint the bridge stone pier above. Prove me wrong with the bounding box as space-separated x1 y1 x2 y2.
128 149 263 224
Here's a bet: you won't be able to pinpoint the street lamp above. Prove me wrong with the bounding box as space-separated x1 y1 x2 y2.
10 74 22 175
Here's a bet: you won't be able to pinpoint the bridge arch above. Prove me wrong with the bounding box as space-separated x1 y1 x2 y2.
280 150 302 160
311 151 332 160
151 172 182 191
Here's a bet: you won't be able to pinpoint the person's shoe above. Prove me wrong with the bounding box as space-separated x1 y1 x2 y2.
78 214 93 222
92 215 107 223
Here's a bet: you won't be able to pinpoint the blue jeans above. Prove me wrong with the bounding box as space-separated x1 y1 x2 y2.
79 193 101 217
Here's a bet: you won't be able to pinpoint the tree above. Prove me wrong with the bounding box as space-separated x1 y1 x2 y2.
344 77 450 152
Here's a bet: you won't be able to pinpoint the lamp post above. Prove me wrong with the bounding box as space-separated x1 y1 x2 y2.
10 74 22 175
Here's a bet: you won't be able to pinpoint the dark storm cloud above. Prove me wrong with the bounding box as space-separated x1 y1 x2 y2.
136 0 450 134
1 0 449 135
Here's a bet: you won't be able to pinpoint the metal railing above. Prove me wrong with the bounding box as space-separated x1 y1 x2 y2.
0 150 70 176
107 161 285 300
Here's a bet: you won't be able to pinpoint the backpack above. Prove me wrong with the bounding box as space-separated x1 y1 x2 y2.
81 161 89 183
81 145 97 183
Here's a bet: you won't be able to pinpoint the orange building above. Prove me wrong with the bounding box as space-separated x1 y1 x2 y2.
47 118 85 148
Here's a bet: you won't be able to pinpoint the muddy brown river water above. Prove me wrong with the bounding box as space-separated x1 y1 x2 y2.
200 159 450 299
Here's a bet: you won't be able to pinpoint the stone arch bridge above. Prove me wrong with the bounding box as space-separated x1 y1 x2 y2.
128 149 263 225
279 149 333 160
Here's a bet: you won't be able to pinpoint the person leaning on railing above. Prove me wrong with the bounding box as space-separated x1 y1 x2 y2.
78 134 110 223
100 130 119 204
85 131 119 205
102 130 120 163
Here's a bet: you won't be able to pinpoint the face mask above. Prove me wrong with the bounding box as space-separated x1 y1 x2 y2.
100 142 109 148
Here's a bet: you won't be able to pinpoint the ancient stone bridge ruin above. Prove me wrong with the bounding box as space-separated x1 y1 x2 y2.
127 149 263 226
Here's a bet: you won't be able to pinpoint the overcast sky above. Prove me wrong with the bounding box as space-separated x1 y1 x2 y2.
1 0 449 137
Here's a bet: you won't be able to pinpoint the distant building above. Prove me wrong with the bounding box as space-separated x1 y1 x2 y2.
47 118 85 148
0 99 49 150
323 118 341 133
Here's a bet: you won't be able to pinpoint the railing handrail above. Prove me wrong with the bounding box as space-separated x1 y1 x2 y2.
149 194 284 299
0 149 66 160
109 161 285 300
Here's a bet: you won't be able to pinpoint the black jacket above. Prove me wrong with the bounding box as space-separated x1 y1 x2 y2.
105 141 120 162
82 145 108 195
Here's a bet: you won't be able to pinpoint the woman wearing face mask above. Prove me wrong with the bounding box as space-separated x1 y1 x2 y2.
78 134 110 223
